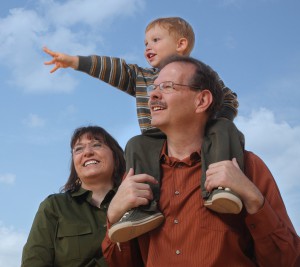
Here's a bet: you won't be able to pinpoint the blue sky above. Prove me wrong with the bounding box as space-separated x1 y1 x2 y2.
0 0 299 266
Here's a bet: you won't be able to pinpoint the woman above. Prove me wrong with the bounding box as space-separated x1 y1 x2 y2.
21 126 125 267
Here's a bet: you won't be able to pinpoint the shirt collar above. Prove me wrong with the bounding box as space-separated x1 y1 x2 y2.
160 141 201 166
70 186 117 207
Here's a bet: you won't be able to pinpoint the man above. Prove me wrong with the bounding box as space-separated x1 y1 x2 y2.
102 56 300 266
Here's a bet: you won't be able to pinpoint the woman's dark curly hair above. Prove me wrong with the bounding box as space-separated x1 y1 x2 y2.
60 126 125 192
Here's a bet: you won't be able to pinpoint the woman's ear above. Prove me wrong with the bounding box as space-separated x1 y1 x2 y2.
194 90 213 113
176 38 188 55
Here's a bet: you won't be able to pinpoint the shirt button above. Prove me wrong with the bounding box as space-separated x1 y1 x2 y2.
174 219 179 224
176 250 181 255
175 191 180 195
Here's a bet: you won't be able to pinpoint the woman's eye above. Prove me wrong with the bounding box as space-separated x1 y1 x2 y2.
93 143 102 148
74 147 83 153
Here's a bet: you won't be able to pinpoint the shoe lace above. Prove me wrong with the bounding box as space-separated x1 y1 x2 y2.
120 210 131 221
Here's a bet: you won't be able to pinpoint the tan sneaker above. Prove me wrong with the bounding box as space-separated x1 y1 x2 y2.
204 187 243 214
108 208 164 243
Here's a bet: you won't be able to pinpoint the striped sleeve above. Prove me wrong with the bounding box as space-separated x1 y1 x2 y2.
77 55 139 97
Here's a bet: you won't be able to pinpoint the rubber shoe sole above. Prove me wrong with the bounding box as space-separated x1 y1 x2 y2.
108 212 164 242
204 188 243 214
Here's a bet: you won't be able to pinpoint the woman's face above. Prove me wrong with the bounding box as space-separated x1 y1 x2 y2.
72 133 115 187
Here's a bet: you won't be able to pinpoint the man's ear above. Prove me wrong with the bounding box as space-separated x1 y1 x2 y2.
176 38 188 55
194 90 213 113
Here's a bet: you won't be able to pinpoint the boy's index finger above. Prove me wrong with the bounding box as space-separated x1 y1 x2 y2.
43 47 56 57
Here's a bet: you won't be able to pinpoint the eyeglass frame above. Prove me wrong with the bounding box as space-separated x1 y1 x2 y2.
72 141 104 155
146 81 203 96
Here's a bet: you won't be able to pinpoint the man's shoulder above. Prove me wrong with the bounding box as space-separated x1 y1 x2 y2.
244 150 269 172
126 134 165 147
244 150 262 162
125 134 166 160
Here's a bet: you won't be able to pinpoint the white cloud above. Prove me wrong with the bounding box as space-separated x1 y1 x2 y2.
42 0 145 28
0 173 16 185
236 108 300 233
236 108 300 189
0 0 145 93
22 113 45 128
0 223 27 267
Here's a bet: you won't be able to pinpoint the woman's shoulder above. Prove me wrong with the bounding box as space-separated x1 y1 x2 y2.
38 192 71 210
45 192 69 201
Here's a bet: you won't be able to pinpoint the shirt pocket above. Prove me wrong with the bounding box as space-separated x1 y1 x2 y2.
56 221 92 261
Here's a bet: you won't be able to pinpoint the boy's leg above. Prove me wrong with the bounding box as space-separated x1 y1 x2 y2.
108 134 165 243
201 119 245 214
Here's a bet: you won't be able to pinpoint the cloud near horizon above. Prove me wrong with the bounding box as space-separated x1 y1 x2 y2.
236 108 300 233
237 108 300 191
0 222 27 267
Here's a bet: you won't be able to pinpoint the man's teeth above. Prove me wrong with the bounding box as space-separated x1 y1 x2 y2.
84 160 98 167
153 106 163 111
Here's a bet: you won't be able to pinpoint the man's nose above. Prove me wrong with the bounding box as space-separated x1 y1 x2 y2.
149 87 162 99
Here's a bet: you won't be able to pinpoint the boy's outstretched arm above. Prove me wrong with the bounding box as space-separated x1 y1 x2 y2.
43 47 79 73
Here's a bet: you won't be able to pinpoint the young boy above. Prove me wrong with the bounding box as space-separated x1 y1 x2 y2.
44 17 244 243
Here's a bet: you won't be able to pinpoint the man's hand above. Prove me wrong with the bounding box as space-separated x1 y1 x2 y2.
43 47 79 73
205 158 264 214
107 168 158 224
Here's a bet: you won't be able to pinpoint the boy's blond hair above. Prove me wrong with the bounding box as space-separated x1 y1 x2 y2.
145 17 195 56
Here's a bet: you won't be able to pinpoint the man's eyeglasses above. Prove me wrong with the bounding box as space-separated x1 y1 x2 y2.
72 141 104 155
146 81 202 96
